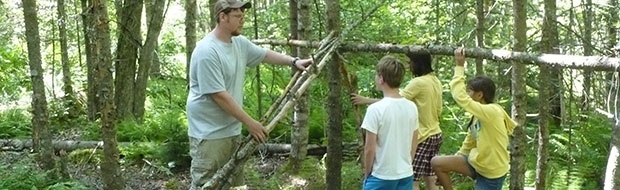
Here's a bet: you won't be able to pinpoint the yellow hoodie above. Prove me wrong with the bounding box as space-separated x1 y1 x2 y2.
400 74 443 143
450 66 517 179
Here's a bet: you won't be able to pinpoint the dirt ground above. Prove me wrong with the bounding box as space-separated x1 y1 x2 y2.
0 150 289 190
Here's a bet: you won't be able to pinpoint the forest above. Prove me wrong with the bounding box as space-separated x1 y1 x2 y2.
0 0 619 189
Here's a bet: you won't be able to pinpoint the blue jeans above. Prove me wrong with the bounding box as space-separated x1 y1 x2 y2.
464 155 506 190
363 175 413 190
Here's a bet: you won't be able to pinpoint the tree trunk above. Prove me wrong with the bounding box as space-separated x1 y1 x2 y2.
114 0 143 120
289 0 298 55
605 113 620 189
253 39 620 71
149 0 162 78
535 0 557 189
73 0 83 68
290 0 312 173
185 0 197 87
581 0 593 111
253 0 262 117
22 0 54 171
288 0 301 172
81 0 98 121
325 0 342 189
92 0 125 188
475 0 485 76
57 0 77 117
604 0 619 189
150 44 161 77
134 0 166 121
510 0 527 189
208 0 218 30
567 1 576 187
606 0 618 58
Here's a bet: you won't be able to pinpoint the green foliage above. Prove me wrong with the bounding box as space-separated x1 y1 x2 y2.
44 181 90 190
0 153 89 190
246 157 362 190
0 46 29 103
0 1 617 189
0 108 31 139
0 157 49 189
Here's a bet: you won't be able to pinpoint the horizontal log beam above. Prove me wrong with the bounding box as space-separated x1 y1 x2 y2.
253 39 620 71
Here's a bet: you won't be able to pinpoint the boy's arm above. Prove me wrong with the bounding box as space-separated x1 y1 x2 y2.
410 130 419 161
364 131 377 178
456 131 475 155
351 93 379 105
450 48 491 121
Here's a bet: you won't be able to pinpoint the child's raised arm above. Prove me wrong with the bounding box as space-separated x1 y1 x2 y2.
449 48 493 121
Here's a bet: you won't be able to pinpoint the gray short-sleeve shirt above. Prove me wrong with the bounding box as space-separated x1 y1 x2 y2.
187 34 267 140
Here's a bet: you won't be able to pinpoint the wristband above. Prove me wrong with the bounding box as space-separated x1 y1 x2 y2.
291 57 300 67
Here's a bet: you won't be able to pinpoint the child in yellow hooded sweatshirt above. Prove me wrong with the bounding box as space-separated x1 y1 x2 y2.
430 47 517 190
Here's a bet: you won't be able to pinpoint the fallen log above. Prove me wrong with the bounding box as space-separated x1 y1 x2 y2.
252 39 620 71
0 139 328 155
0 139 129 152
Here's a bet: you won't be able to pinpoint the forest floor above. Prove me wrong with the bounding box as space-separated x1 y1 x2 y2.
0 150 301 189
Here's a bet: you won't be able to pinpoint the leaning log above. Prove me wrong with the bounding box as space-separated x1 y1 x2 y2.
252 39 620 71
202 33 342 190
203 2 390 189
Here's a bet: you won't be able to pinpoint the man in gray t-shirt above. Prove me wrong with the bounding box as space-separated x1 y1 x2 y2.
187 0 311 189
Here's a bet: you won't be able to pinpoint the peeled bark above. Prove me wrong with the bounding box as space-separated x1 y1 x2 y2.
253 39 620 71
92 0 125 188
22 0 54 171
604 0 619 188
510 0 527 189
605 119 620 190
134 0 166 121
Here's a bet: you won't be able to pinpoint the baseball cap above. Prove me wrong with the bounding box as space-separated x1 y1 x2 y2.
214 0 252 17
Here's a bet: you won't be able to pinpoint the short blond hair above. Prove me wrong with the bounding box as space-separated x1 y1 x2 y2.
375 55 405 88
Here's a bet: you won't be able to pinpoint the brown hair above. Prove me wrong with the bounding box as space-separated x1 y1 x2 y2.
375 55 405 88
467 76 496 103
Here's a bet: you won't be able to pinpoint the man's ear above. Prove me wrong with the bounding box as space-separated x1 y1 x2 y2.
218 12 226 22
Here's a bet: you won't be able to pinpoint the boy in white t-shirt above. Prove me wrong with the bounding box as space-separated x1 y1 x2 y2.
362 55 420 190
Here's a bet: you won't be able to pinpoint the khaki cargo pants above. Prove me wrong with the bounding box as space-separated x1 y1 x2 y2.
190 135 244 190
